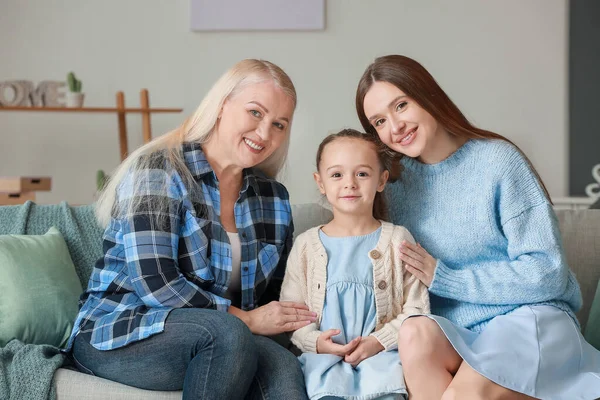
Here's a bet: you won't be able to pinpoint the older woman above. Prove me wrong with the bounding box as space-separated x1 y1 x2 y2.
67 59 312 399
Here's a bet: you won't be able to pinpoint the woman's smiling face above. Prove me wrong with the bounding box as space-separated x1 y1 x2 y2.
363 80 442 161
215 80 294 169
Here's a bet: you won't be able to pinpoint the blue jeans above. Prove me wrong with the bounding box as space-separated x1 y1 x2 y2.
72 308 307 400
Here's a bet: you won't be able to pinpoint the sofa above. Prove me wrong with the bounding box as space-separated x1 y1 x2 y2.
0 202 599 400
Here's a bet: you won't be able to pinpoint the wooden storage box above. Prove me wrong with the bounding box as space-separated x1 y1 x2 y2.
0 191 36 205
0 177 52 193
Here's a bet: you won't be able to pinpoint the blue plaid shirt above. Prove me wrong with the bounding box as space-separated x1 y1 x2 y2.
66 143 293 351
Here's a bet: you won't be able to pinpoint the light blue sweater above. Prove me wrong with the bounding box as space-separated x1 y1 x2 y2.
386 139 582 332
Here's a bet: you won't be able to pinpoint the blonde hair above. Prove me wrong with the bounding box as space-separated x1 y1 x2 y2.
96 59 297 227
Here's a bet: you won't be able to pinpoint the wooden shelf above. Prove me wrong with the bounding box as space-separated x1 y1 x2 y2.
1 89 183 161
0 106 182 113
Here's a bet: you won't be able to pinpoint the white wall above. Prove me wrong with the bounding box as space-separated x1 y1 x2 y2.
0 0 568 205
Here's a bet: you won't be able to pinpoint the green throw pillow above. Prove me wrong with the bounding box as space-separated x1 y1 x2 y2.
0 227 83 348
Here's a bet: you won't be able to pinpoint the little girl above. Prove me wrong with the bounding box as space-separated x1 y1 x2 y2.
280 129 430 400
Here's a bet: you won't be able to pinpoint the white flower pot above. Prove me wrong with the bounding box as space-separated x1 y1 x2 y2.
65 92 85 108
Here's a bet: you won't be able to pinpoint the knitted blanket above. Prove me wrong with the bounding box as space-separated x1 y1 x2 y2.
0 201 103 400
0 340 65 400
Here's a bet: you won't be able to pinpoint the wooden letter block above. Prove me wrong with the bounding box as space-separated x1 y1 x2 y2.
41 81 66 107
0 80 66 107
0 81 30 106
28 80 45 107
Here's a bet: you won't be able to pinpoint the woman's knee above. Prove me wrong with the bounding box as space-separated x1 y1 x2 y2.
398 317 441 358
167 309 254 357
215 312 254 350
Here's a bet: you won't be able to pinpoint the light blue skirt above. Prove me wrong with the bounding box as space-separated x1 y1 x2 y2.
423 305 600 400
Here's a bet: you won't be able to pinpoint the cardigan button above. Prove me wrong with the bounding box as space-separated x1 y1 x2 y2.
378 280 387 290
370 250 381 259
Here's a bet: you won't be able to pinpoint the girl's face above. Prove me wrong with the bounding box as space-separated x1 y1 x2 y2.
215 80 294 169
314 138 388 217
363 81 444 163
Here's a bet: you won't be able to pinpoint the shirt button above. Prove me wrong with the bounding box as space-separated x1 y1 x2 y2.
370 250 381 259
243 267 249 272
241 232 247 238
378 280 387 290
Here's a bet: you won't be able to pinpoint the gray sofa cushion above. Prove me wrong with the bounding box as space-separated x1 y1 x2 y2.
290 203 332 240
55 368 182 400
555 209 600 331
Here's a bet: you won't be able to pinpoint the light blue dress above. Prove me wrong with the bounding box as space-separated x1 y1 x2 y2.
421 307 600 400
299 228 406 400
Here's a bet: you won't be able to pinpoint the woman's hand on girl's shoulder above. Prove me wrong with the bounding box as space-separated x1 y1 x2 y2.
400 241 436 287
245 301 317 336
317 329 361 357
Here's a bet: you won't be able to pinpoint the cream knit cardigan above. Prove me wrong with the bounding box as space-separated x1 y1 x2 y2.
280 221 430 353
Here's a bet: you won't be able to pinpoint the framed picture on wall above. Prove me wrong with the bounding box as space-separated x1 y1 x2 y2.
190 0 326 31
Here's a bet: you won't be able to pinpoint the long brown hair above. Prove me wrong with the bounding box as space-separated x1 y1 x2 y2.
355 55 551 201
315 128 402 221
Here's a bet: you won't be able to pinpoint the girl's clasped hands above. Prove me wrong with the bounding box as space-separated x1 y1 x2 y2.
317 329 384 367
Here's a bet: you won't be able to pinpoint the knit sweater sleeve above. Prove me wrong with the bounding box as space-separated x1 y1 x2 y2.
429 150 581 310
371 227 430 350
279 233 321 353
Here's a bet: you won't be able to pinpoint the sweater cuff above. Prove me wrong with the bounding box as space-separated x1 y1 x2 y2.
429 259 463 298
303 330 321 353
370 324 398 351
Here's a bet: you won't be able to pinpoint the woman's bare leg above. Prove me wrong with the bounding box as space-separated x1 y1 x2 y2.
398 317 462 400
441 361 538 400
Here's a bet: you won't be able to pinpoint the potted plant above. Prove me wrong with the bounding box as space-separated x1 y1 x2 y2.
96 169 108 192
65 72 84 107
93 169 109 200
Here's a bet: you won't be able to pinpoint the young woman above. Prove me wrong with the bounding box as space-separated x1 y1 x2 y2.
281 129 430 399
67 59 312 400
356 55 600 400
